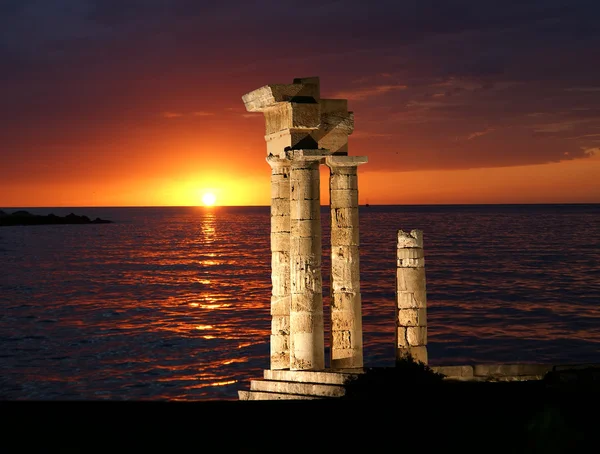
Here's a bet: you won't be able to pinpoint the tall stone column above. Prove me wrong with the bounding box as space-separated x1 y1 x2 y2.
326 156 368 369
289 153 325 370
396 229 428 365
267 156 291 369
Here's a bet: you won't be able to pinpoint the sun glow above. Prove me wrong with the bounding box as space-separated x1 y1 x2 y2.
202 192 217 206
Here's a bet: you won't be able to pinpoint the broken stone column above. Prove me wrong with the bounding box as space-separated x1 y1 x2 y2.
267 156 291 369
288 150 326 370
326 155 368 369
396 229 428 365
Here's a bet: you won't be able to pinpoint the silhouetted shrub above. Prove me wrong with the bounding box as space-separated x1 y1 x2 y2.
341 355 445 400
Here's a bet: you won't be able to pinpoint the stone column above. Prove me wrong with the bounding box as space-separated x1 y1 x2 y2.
289 153 325 370
396 229 428 365
326 155 368 369
267 156 291 369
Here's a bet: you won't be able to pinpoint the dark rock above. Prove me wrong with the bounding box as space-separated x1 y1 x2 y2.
0 211 113 226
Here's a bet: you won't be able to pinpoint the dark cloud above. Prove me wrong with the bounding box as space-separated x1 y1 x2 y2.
1 0 599 184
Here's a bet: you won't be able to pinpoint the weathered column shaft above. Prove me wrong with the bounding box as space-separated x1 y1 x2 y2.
267 157 291 369
289 158 325 370
327 156 367 369
396 229 428 364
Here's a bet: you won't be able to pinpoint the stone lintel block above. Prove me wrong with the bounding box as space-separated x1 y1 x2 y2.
320 113 354 134
287 149 332 161
330 173 358 190
330 227 359 246
326 155 368 168
397 229 423 248
331 330 352 349
331 292 361 311
271 198 290 217
270 295 290 316
407 326 427 346
396 267 427 293
290 237 321 257
317 131 350 156
271 231 290 251
331 207 359 229
320 98 348 115
293 77 320 97
397 257 425 268
397 308 427 327
396 346 428 365
264 102 320 135
290 200 321 220
242 82 320 112
331 311 355 331
330 189 358 209
396 290 426 309
319 99 354 134
266 130 319 156
331 245 360 263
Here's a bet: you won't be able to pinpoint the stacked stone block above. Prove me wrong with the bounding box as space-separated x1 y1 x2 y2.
243 77 367 371
396 229 428 364
326 156 367 368
267 156 291 369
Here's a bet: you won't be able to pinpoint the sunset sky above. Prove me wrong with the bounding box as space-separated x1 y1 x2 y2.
1 0 599 207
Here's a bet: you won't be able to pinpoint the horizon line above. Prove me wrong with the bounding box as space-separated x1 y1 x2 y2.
2 202 599 209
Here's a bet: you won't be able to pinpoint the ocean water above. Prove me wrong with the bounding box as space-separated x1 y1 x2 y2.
1 204 599 401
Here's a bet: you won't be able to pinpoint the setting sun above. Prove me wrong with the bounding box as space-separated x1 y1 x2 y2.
202 192 217 206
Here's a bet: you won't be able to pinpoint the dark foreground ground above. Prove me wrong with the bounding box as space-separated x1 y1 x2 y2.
3 370 599 454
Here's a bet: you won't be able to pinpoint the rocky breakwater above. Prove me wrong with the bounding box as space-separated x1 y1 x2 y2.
0 210 113 226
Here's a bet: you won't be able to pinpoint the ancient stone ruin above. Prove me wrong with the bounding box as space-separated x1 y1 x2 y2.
237 77 573 401
242 77 368 372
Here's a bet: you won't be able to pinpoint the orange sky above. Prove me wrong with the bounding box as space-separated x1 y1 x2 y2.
1 1 599 207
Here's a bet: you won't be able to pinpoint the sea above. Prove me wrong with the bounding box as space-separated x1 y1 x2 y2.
1 204 599 401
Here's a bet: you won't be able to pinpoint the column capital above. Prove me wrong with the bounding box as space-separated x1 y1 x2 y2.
266 155 291 169
325 156 368 168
